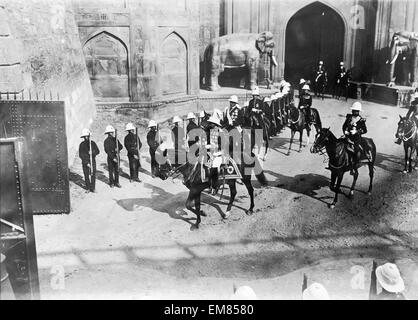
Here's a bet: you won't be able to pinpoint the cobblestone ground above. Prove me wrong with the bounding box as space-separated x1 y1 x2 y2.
34 96 418 299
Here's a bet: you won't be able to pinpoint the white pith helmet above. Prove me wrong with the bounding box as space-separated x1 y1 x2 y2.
300 78 305 84
104 125 115 134
413 92 418 99
271 94 277 101
81 128 91 138
187 112 196 120
244 101 249 107
208 113 221 126
125 123 135 131
319 60 324 65
264 97 271 103
231 286 258 300
229 95 238 104
375 263 405 293
351 101 362 112
252 86 260 95
148 120 157 128
172 116 182 124
303 283 330 300
302 84 310 91
199 110 206 118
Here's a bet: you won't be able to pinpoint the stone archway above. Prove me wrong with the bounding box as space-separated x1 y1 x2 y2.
284 1 345 91
83 32 129 99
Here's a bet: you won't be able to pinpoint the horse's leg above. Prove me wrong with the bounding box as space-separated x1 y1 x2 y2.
186 190 201 228
408 145 413 173
242 177 254 215
287 129 295 155
349 169 359 198
224 180 237 219
403 144 409 173
367 163 374 195
330 173 344 208
330 171 337 191
306 127 311 146
298 130 303 152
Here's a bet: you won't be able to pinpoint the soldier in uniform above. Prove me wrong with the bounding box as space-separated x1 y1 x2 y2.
396 92 418 144
104 125 123 188
313 60 327 98
342 102 368 174
244 86 264 127
334 61 346 99
124 123 142 183
79 128 100 193
186 112 199 148
147 120 162 177
299 78 306 95
223 95 243 131
171 115 185 166
298 84 313 126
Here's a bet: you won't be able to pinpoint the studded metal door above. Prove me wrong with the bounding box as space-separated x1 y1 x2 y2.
0 98 70 214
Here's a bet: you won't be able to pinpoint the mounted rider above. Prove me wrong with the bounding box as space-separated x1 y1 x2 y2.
298 84 313 126
342 102 368 174
396 92 418 144
244 86 264 127
223 95 244 131
171 115 185 166
313 60 327 98
186 112 199 148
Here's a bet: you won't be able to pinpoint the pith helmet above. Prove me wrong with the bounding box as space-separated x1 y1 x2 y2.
299 78 305 84
270 94 277 101
125 123 135 131
229 95 239 104
148 120 157 128
199 110 206 118
172 116 182 124
376 263 405 293
252 86 260 95
319 60 323 65
340 61 344 66
351 101 362 112
187 112 196 120
244 101 249 107
413 92 418 99
302 84 310 91
208 113 221 126
264 97 271 103
231 286 258 300
303 283 330 300
81 128 91 138
104 125 115 134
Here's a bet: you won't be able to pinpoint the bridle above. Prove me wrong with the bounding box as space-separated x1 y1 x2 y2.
398 119 417 142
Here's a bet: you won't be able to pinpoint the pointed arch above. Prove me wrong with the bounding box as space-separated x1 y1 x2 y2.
83 31 129 99
160 31 188 96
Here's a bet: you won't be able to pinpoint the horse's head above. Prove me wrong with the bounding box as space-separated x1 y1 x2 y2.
396 115 415 141
311 128 332 154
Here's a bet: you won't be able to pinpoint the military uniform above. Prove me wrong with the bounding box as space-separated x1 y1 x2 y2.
104 136 123 187
245 97 264 127
79 139 100 192
298 91 313 126
124 132 142 182
171 124 185 165
342 113 367 172
406 99 418 125
313 65 327 97
147 128 162 176
187 120 199 148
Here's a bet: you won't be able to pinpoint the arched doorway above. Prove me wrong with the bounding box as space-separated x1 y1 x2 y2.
83 32 129 99
284 2 345 92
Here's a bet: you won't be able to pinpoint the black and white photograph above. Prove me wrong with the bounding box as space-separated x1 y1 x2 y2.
1 0 417 303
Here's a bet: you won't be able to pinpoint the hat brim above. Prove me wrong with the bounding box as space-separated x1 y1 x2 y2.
376 267 405 293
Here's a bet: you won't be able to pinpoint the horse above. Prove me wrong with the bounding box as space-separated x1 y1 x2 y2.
395 116 418 173
242 110 271 161
286 104 322 155
163 141 268 229
310 128 376 208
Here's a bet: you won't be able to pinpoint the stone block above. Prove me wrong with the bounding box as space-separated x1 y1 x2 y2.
0 37 23 65
0 64 24 92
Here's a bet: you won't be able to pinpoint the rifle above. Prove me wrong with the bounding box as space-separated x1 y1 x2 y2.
115 128 120 172
88 133 94 181
135 127 141 167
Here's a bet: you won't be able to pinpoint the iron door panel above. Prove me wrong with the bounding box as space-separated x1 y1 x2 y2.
0 100 70 214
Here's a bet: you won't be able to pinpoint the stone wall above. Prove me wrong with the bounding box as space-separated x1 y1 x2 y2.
0 0 96 163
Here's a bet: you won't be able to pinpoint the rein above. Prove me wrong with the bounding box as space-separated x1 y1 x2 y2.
402 122 417 142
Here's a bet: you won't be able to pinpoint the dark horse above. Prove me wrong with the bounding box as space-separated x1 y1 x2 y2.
311 128 376 208
162 139 267 229
395 116 418 173
287 104 322 155
333 70 351 101
313 72 327 99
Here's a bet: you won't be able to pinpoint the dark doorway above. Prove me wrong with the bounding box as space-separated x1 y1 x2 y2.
284 2 345 93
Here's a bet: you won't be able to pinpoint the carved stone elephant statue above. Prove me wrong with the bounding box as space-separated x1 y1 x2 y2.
386 31 418 87
203 31 276 91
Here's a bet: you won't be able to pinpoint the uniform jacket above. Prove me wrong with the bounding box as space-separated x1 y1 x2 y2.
79 140 100 165
342 114 367 138
124 132 142 157
171 125 185 149
147 129 161 152
223 104 244 129
104 136 123 159
298 93 312 108
187 120 199 145
406 100 418 120
245 97 264 127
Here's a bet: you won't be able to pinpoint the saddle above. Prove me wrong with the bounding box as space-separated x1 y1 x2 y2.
344 137 373 162
201 154 242 182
